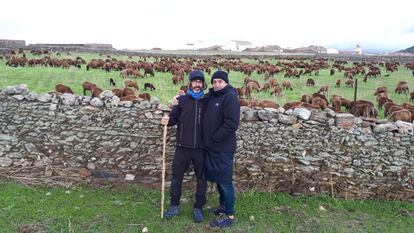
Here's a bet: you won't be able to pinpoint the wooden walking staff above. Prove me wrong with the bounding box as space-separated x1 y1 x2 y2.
160 116 168 218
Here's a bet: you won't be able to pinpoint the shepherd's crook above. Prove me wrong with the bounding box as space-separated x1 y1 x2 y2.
160 122 168 218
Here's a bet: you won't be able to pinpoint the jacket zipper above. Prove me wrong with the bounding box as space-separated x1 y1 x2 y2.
193 100 198 148
179 123 184 145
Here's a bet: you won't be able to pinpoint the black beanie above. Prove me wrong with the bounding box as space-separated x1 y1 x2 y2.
211 70 229 84
188 70 205 82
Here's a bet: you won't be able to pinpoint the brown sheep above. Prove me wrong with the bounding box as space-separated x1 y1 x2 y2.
238 87 251 99
340 98 352 111
120 69 130 78
244 77 260 87
388 105 404 116
122 87 135 97
82 81 97 96
239 99 249 107
138 92 151 101
335 79 341 88
384 102 398 117
312 93 329 105
112 88 123 98
264 71 271 81
318 85 329 95
299 102 321 110
246 81 260 92
260 82 271 92
401 102 414 110
258 100 279 109
269 78 279 87
249 98 259 108
388 109 412 122
144 66 155 76
306 78 315 86
124 80 139 90
91 87 103 98
312 97 327 110
172 75 184 85
131 69 144 78
281 80 293 90
270 86 283 97
375 92 388 102
410 91 414 102
395 84 409 94
374 86 388 96
120 95 141 103
120 68 143 79
349 101 376 118
301 94 313 104
345 79 354 88
331 96 342 112
55 84 74 94
283 101 301 110
377 96 393 110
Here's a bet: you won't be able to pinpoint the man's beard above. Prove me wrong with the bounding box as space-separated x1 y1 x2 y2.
192 86 201 92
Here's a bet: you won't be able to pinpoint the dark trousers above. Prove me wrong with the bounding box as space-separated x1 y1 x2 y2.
204 151 236 215
170 147 207 209
217 182 235 215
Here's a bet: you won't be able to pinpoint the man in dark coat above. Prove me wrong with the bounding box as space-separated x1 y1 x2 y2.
203 70 240 228
160 70 208 223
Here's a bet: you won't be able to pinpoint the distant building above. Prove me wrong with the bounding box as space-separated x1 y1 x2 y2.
327 48 339 54
230 40 253 51
84 43 113 50
338 50 355 55
28 43 113 49
354 44 362 55
244 45 283 53
197 45 223 51
0 39 26 49
338 45 363 55
283 45 327 54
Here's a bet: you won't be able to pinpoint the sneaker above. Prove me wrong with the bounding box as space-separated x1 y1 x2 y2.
165 205 180 219
212 205 225 216
193 208 204 223
210 214 236 228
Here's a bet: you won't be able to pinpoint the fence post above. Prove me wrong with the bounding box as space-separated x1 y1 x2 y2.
353 79 358 104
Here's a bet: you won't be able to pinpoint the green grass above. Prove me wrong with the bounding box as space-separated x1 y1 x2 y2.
0 181 413 232
1 52 413 117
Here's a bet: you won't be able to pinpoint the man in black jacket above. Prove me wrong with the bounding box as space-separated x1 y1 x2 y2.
203 70 240 228
160 70 207 223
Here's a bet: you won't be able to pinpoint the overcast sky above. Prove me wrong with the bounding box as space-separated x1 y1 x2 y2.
1 0 413 51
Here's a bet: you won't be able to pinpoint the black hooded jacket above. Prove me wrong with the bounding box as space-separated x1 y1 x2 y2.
168 95 205 149
202 85 240 153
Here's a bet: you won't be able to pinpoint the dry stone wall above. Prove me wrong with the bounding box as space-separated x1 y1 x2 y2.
1 84 413 200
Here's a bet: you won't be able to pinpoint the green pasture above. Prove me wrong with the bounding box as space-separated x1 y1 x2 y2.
1 52 413 118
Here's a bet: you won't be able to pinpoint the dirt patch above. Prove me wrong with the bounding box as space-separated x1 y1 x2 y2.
17 223 47 233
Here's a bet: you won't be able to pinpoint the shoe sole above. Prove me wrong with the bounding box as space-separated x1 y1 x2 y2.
210 223 234 228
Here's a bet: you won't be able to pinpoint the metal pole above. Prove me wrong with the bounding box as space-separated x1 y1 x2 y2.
352 79 358 115
353 79 358 103
160 123 168 218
